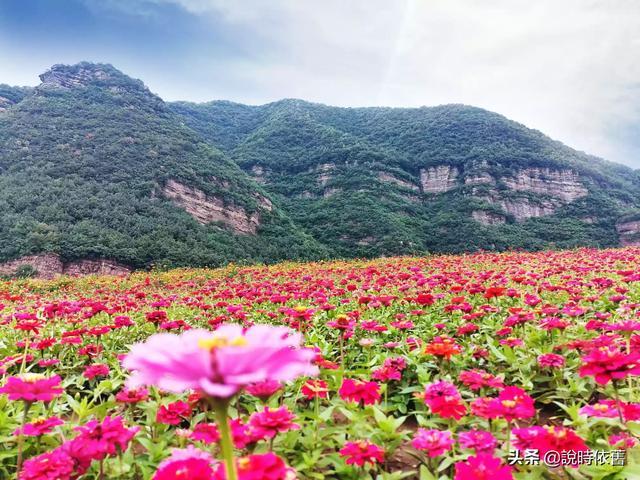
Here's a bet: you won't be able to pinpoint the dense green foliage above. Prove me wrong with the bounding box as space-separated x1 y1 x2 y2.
0 64 324 268
1 62 639 269
172 99 640 255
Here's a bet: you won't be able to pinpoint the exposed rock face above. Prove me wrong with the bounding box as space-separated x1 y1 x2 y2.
323 187 341 198
617 220 640 246
39 65 112 90
472 210 506 225
0 96 14 112
0 254 130 280
420 166 459 193
378 172 419 191
465 172 495 186
250 165 268 184
315 163 336 187
468 168 588 223
473 190 558 223
0 254 63 279
64 259 131 276
501 168 587 202
162 179 268 235
499 198 557 222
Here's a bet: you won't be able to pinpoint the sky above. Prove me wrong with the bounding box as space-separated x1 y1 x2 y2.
0 0 639 167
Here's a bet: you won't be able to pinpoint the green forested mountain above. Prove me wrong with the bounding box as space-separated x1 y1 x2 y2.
0 63 325 269
0 62 639 272
171 99 640 255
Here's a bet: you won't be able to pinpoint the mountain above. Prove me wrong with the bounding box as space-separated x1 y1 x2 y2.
0 63 325 274
0 62 639 277
171 99 640 255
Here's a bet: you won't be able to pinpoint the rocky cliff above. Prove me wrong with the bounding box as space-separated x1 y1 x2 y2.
162 179 272 235
420 166 459 193
0 254 131 280
617 219 640 246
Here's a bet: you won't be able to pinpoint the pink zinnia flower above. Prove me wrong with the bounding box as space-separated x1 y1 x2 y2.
83 364 110 380
339 441 385 467
512 426 588 466
493 386 535 422
454 454 513 480
537 353 565 368
19 448 75 480
458 369 504 391
192 423 221 444
212 452 291 479
154 457 214 480
0 374 63 402
154 446 214 480
65 416 138 473
248 406 300 440
123 325 317 398
245 380 282 400
339 379 381 405
458 429 497 454
157 401 191 425
579 346 640 385
115 387 149 403
424 381 467 420
411 429 454 457
14 416 63 436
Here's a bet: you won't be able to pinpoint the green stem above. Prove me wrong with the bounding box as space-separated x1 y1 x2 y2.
213 401 238 480
16 401 32 476
612 381 625 425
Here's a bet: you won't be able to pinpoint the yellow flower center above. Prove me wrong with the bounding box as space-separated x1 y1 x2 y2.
198 335 247 350
238 458 251 470
501 400 516 408
20 373 46 383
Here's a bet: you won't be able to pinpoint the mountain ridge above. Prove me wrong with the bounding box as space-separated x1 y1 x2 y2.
0 62 639 276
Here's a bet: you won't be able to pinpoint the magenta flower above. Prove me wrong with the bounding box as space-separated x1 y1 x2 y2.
411 429 454 457
19 448 75 480
123 324 318 398
248 406 300 440
14 416 63 437
154 446 214 480
0 374 63 402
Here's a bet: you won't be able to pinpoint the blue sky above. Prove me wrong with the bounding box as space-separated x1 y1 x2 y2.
1 0 639 167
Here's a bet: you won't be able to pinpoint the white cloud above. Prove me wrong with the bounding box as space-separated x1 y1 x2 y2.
150 0 640 165
6 0 640 166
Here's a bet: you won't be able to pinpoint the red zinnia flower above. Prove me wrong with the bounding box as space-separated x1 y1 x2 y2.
156 401 192 425
301 379 329 399
424 336 462 359
339 379 380 405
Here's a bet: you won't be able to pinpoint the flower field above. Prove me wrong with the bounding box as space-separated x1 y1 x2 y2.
2 248 640 479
